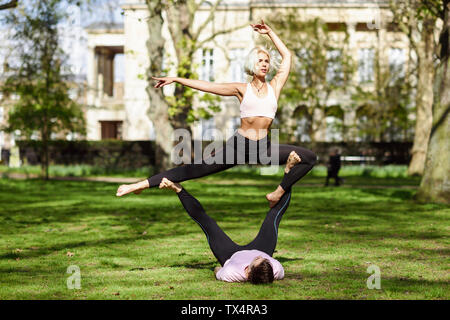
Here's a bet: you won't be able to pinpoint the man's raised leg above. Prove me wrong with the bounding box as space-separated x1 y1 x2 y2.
159 178 239 266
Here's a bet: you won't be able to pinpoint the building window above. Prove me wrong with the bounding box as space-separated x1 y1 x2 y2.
0 106 3 122
325 116 343 142
358 48 375 83
389 48 405 81
200 49 214 81
100 121 123 140
229 116 240 133
229 48 246 82
294 118 311 143
326 49 344 84
114 53 125 83
295 48 310 86
95 46 124 98
201 118 216 141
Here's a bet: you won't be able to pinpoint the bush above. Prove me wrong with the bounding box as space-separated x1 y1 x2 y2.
16 140 155 171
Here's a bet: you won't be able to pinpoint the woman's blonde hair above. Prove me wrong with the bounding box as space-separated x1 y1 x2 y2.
243 45 280 79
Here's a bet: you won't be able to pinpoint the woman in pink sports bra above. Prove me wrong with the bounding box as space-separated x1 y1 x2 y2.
117 20 317 207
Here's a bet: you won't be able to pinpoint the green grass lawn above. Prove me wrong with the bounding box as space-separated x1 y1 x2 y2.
0 170 448 300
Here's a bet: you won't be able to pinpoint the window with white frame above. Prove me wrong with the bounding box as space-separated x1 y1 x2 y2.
325 116 343 142
358 48 375 83
200 49 214 81
229 116 240 133
114 53 125 82
201 118 216 141
389 48 405 81
295 48 310 86
294 118 311 142
326 49 344 84
229 48 246 82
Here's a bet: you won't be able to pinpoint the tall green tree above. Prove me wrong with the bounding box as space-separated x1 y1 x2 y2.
351 51 415 142
268 14 355 143
416 0 450 204
143 0 247 171
1 0 85 179
0 0 17 10
389 0 440 175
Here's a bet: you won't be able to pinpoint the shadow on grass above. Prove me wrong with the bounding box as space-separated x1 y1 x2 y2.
284 269 448 298
168 261 217 270
0 179 448 264
358 188 417 200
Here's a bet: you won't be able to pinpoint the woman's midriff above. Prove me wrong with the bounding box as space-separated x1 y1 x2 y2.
239 117 273 140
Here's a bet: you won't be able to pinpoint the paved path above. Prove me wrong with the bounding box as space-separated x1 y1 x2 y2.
1 172 418 189
1 172 139 183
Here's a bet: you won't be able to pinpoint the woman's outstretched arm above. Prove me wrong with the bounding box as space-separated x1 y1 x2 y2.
152 76 245 100
251 19 292 97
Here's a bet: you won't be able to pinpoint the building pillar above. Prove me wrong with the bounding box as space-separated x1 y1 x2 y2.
346 22 358 86
87 45 97 105
313 108 327 142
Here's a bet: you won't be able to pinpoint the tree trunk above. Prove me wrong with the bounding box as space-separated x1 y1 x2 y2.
41 125 49 180
415 1 450 204
408 18 436 175
164 1 195 133
144 0 240 169
145 0 174 171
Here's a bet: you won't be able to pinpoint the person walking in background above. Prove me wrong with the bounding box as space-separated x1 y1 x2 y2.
325 148 343 187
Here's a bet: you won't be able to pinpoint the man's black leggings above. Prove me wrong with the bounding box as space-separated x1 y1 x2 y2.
176 187 292 266
148 131 317 191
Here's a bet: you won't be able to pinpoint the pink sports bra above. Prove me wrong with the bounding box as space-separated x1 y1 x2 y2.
240 83 278 119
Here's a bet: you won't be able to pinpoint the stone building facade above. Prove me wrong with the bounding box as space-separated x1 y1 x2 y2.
83 0 408 143
1 0 409 151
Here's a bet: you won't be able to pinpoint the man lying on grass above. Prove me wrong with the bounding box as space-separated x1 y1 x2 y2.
157 153 299 284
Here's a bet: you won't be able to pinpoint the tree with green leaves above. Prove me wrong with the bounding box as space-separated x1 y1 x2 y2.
143 0 248 171
0 0 17 11
389 0 441 175
416 0 449 204
351 49 415 143
1 0 86 179
268 14 355 143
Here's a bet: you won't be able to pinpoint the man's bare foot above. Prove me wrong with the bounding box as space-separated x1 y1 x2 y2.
159 178 182 193
116 180 149 197
266 152 301 207
285 151 301 173
266 186 285 208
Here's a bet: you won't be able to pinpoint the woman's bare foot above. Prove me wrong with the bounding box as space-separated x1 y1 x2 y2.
116 180 149 197
285 151 301 173
266 151 301 207
159 177 182 193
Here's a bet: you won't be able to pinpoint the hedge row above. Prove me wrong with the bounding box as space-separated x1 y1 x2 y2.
3 140 412 168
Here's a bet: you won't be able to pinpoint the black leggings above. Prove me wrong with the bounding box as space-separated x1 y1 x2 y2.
148 131 317 190
177 187 292 266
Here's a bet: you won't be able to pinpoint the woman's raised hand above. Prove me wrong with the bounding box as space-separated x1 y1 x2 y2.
152 76 175 89
250 19 272 34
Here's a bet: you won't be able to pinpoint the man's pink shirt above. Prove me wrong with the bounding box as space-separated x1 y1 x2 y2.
215 249 284 282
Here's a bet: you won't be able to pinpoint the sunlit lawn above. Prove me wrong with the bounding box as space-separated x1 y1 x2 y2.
0 169 448 300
